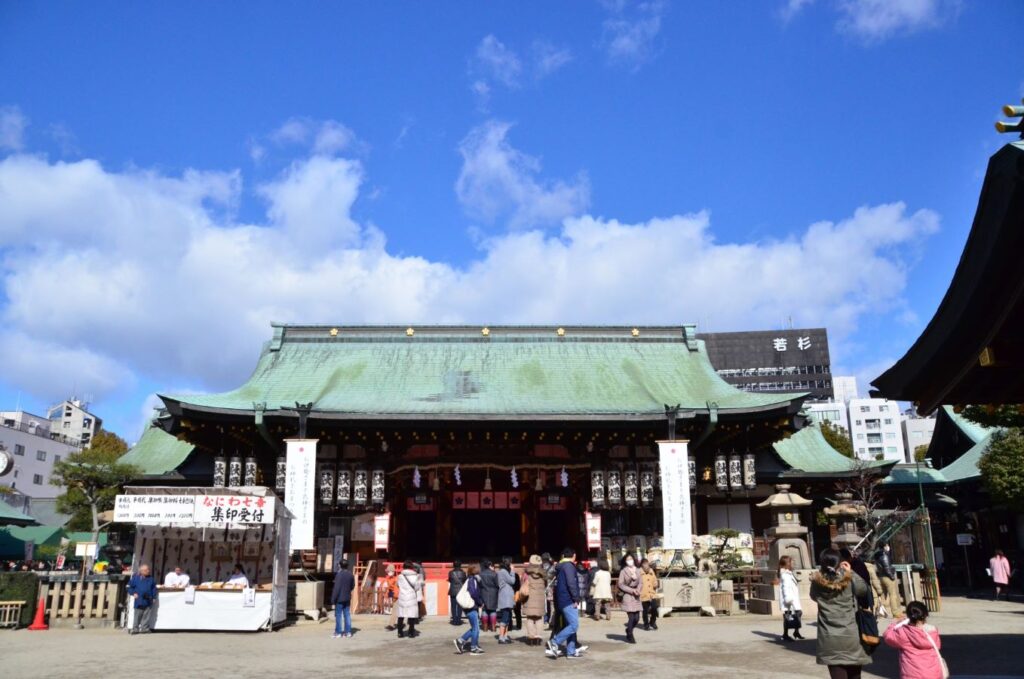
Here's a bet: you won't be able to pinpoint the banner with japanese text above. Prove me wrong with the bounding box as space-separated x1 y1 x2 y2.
193 494 274 524
114 494 196 523
286 439 318 550
657 440 693 549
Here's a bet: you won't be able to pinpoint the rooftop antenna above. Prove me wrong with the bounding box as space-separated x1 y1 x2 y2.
995 98 1024 138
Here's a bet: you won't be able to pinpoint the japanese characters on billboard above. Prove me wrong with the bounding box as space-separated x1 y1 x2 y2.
193 494 274 524
286 439 317 551
657 440 693 550
114 494 197 523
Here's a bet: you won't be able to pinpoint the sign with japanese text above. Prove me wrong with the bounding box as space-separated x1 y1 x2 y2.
286 439 318 550
585 512 602 550
657 440 693 550
114 494 197 523
373 512 390 551
193 494 274 524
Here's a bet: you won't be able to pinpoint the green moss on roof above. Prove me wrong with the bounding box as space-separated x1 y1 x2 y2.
164 326 807 418
120 424 195 476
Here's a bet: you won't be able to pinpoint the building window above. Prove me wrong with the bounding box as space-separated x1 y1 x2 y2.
82 417 92 428
860 406 870 413
14 444 24 456
13 469 18 478
855 420 862 426
886 446 897 453
32 474 43 485
884 418 893 425
858 448 865 454
867 434 882 444
856 433 865 440
879 405 889 412
36 450 46 461
63 421 70 429
54 454 61 463
885 432 896 440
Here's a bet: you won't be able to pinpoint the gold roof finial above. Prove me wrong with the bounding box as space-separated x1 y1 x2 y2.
995 98 1024 137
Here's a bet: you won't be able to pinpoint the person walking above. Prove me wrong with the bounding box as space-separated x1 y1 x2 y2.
512 567 523 631
330 558 356 638
617 554 642 644
883 601 946 679
591 559 612 621
810 548 872 679
541 553 554 626
546 547 582 659
575 561 591 613
127 564 158 635
396 560 422 639
478 559 499 633
874 542 903 616
586 559 599 618
522 554 547 646
384 564 399 630
778 555 804 642
454 566 485 655
990 549 1012 601
640 558 660 631
496 557 516 644
448 560 468 625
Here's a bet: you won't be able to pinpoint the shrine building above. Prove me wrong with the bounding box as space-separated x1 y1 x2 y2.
122 324 871 562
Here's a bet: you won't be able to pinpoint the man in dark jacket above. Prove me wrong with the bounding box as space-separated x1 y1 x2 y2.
128 564 158 634
873 542 903 616
547 547 581 658
331 559 356 638
448 560 468 625
478 559 500 632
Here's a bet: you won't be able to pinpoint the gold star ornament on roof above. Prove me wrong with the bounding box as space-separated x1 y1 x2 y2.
631 328 640 337
406 327 415 337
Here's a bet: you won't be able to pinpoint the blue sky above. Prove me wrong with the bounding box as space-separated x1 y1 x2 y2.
0 0 1021 441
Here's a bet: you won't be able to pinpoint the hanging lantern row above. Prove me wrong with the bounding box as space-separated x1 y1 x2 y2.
213 454 259 488
714 452 757 491
591 464 659 508
287 462 386 508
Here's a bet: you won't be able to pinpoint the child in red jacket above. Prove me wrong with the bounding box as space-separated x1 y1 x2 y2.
882 601 947 679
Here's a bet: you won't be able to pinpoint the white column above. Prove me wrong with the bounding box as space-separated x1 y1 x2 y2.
657 440 693 550
284 438 318 551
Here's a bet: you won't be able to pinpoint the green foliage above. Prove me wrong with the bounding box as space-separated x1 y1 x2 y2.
978 428 1024 512
51 430 138 533
820 420 855 458
0 572 39 626
913 445 929 462
708 528 745 580
961 404 1024 429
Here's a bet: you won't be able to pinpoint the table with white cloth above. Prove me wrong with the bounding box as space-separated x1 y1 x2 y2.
131 586 274 632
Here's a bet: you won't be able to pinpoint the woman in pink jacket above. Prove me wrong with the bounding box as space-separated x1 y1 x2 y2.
882 601 947 679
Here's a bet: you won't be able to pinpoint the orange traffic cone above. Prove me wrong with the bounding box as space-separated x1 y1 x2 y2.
27 597 48 630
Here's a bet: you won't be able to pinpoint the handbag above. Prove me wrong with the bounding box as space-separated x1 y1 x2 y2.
922 625 949 679
851 583 881 653
455 579 475 610
783 608 802 631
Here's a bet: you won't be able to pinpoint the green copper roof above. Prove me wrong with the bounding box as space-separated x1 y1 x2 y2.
941 406 991 444
882 464 948 485
772 425 888 474
163 325 806 420
0 501 37 526
120 424 195 476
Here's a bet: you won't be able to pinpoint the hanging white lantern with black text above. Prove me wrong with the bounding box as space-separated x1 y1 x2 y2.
714 454 728 492
743 452 757 490
624 469 639 506
728 454 742 490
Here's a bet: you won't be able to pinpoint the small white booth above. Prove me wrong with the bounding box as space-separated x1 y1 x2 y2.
115 486 292 632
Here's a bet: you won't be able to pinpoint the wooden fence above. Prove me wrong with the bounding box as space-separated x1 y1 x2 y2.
41 577 126 627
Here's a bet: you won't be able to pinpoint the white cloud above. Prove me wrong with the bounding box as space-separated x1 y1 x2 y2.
47 123 79 156
0 122 939 417
837 0 958 41
780 0 817 22
601 1 666 69
455 120 590 230
265 117 359 156
532 41 573 78
0 105 28 152
473 35 522 89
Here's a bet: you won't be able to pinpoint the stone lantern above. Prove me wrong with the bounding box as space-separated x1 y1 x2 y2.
823 491 865 549
756 484 813 570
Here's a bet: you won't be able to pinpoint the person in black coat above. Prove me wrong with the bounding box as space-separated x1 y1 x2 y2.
330 559 356 638
448 560 468 625
478 559 500 632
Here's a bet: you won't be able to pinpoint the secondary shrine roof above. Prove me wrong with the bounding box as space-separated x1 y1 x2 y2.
120 424 196 476
772 425 893 475
160 324 808 421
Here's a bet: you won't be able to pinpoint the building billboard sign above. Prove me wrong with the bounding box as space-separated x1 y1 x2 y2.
114 494 197 523
193 494 274 524
657 440 693 550
286 439 318 551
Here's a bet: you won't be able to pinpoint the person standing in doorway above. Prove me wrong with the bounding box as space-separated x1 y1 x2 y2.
778 555 804 642
448 560 467 625
591 559 612 621
331 559 356 638
454 566 485 655
617 554 642 643
127 564 158 635
546 547 582 659
640 558 660 631
810 549 872 679
478 558 499 633
522 554 547 645
990 549 1012 601
396 560 422 639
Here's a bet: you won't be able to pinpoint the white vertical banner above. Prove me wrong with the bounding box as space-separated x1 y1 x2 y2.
657 440 693 550
374 512 390 551
285 439 318 551
585 512 602 551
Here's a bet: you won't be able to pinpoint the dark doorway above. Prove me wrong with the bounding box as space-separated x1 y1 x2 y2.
537 511 572 557
452 511 520 559
404 512 437 560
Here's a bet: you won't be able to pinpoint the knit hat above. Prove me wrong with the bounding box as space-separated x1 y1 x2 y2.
529 554 542 566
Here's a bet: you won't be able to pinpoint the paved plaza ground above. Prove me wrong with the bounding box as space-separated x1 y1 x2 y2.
1 596 1021 678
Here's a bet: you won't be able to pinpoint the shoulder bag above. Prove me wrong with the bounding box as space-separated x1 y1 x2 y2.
456 578 475 610
851 581 881 653
922 626 950 679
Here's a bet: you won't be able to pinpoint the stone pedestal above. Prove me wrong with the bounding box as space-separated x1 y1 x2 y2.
756 484 813 570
